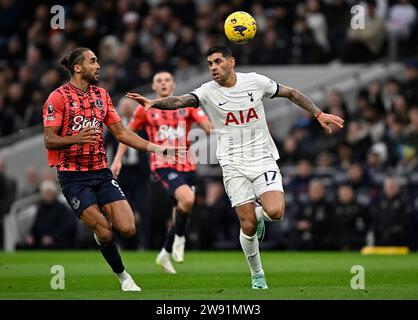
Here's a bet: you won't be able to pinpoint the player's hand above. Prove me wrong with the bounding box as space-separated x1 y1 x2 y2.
74 127 101 144
316 112 344 134
155 145 187 164
110 160 122 179
126 92 154 110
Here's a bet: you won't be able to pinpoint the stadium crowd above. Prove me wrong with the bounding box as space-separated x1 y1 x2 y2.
1 0 418 251
1 0 418 137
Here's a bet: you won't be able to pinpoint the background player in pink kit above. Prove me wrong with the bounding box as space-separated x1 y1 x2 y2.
43 47 181 291
126 45 344 290
111 71 212 274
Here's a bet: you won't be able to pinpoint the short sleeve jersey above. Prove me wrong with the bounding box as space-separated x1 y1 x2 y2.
190 72 280 171
43 83 120 171
128 106 208 172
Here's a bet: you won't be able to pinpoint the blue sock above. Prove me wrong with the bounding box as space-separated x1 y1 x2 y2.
163 226 176 253
98 241 125 274
175 209 190 237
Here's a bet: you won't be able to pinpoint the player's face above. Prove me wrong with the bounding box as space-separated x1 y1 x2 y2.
207 53 235 84
76 50 100 84
152 72 175 98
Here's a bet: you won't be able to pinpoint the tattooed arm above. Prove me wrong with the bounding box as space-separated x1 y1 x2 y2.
273 84 344 133
125 93 198 110
275 85 322 116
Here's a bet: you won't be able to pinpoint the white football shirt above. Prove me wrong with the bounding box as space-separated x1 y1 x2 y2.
190 72 281 177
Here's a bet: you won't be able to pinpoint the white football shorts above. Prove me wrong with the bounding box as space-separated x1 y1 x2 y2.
222 162 284 207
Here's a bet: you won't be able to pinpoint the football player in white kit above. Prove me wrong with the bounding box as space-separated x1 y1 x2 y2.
126 45 344 289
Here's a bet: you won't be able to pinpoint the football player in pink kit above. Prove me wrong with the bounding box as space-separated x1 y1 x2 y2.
43 48 181 292
111 71 212 274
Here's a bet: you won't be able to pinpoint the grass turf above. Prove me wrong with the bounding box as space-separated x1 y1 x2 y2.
0 251 417 300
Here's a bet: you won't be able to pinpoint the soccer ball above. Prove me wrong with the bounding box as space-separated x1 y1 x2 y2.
224 11 257 44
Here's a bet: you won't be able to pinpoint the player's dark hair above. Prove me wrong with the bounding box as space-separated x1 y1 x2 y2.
60 47 90 74
206 45 232 58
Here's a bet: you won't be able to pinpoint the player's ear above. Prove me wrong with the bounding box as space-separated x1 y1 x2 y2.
229 57 235 68
151 81 156 92
73 64 82 74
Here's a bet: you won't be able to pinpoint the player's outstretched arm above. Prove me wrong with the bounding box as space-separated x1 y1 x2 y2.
200 120 213 134
126 93 198 110
275 84 344 134
108 121 186 161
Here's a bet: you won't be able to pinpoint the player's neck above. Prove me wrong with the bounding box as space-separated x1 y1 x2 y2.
69 78 91 92
219 72 237 88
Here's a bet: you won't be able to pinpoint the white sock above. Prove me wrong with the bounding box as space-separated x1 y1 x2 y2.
255 206 272 222
116 270 130 283
239 229 264 276
159 248 170 258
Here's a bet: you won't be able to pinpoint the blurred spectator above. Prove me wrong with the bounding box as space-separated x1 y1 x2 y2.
336 142 355 169
366 142 391 184
288 158 314 204
391 94 410 123
345 163 376 208
340 121 372 167
0 157 17 248
290 15 323 64
367 80 385 114
291 179 333 250
251 29 288 65
333 184 367 250
323 0 351 57
203 179 239 250
383 112 406 166
343 0 387 62
372 177 411 246
18 165 39 199
398 106 418 168
305 0 330 57
21 180 77 249
386 0 417 40
278 134 303 166
0 93 16 137
401 59 418 105
382 77 401 112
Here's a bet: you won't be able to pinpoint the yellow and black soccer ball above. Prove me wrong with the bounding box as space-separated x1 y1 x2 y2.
224 11 257 44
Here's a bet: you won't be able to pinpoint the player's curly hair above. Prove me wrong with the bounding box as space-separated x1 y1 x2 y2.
60 47 90 74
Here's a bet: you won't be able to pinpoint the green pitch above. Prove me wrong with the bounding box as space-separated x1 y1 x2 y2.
0 251 417 300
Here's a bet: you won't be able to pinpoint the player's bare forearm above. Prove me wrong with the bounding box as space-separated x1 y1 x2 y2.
200 120 213 134
114 142 129 163
153 94 198 110
277 85 321 116
276 84 344 133
44 128 76 150
116 127 150 152
113 126 136 162
108 122 158 153
44 134 76 150
44 126 100 149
